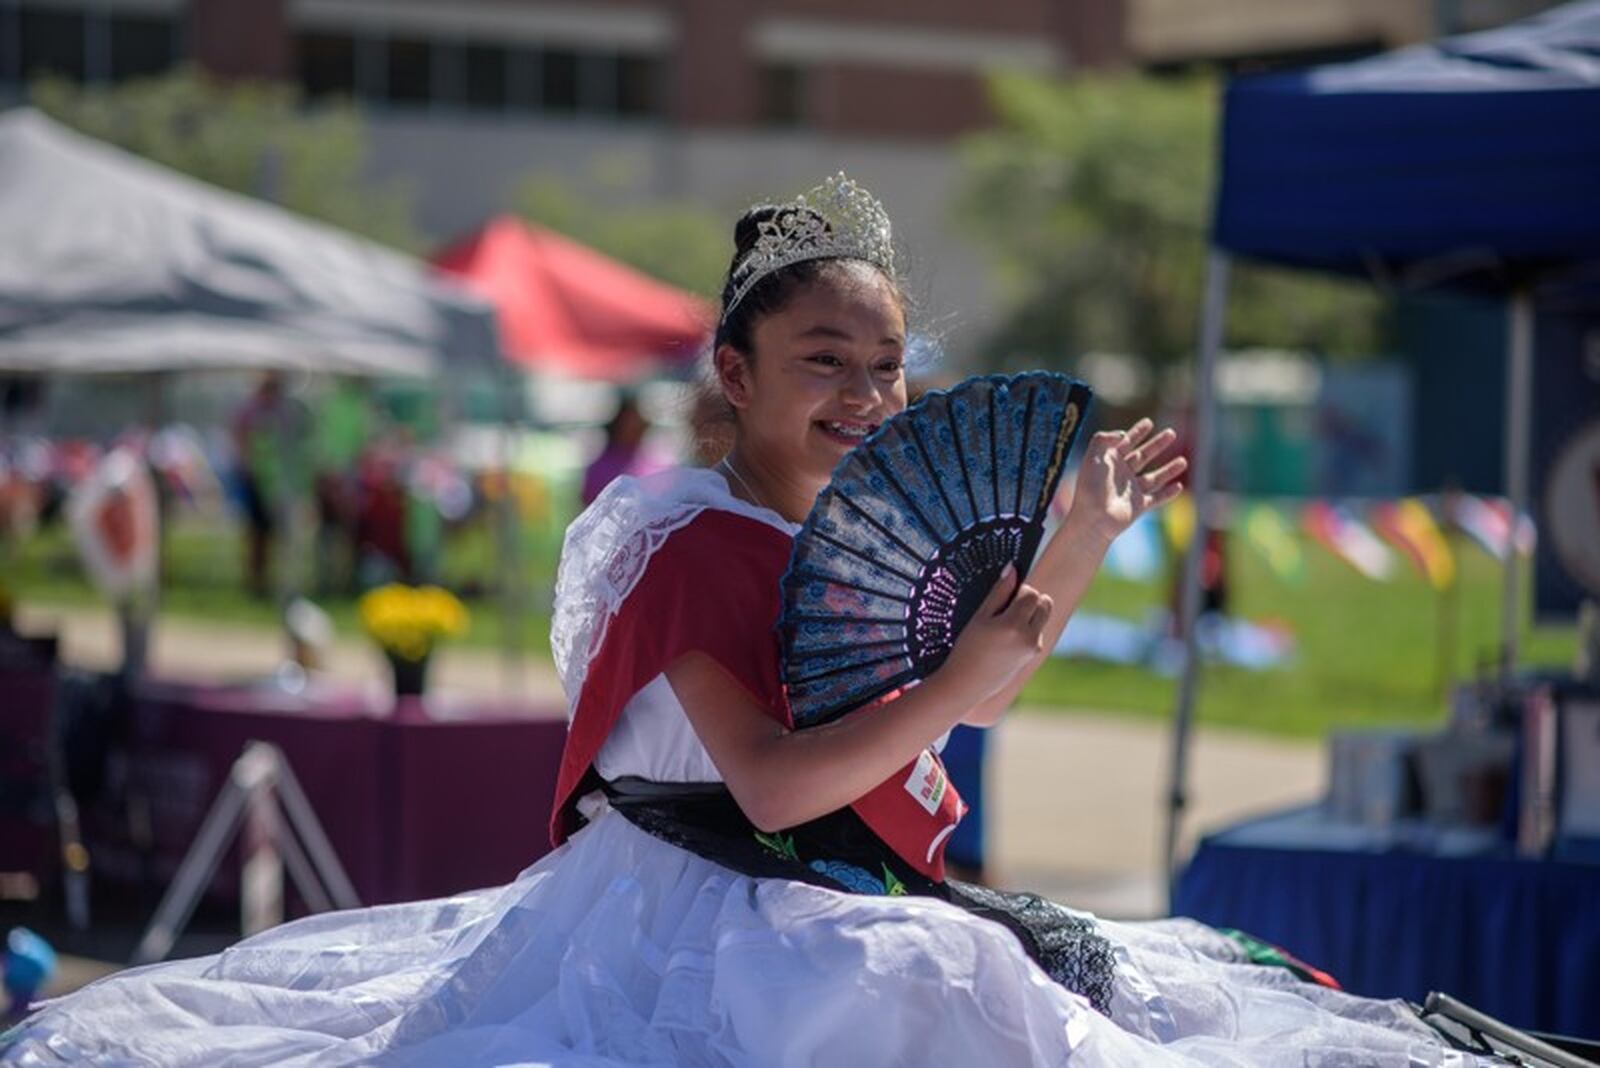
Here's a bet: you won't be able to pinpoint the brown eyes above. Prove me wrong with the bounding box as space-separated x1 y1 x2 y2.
807 354 902 372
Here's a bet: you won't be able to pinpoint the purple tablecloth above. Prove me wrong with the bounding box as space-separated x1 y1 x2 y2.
12 675 568 908
0 668 57 880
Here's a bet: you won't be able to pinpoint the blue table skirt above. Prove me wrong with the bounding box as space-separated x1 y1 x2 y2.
1173 808 1600 1039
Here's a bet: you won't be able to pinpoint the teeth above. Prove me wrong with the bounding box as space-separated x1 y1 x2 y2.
824 422 874 437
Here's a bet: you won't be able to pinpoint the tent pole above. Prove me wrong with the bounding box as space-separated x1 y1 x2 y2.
497 367 525 696
1164 249 1230 911
1500 289 1533 681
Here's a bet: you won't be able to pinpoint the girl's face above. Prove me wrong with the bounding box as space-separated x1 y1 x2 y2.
720 264 908 488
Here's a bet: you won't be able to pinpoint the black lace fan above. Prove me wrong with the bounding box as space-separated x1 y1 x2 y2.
778 372 1093 727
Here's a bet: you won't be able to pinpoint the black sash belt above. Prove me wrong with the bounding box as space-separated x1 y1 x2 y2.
601 776 1117 1015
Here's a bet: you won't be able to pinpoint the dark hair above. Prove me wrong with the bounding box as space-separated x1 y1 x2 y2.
712 205 906 354
694 204 910 463
604 392 645 445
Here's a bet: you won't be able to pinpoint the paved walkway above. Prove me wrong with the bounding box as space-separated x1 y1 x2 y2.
15 602 569 709
12 601 1323 996
989 714 1321 917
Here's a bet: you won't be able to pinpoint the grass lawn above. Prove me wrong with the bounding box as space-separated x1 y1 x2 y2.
1024 539 1576 737
5 513 1576 739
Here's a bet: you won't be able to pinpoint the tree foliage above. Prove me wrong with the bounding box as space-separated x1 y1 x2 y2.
959 72 1386 375
30 68 422 251
513 171 728 299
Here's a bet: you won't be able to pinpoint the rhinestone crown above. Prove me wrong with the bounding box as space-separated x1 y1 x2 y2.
722 173 896 323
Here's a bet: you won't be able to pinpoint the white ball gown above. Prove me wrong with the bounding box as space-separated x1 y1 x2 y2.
0 471 1491 1066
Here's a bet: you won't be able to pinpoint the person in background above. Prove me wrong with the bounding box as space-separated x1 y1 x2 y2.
353 428 414 586
310 379 372 595
230 373 291 599
581 392 667 507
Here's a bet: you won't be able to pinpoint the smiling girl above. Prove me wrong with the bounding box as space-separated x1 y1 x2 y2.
3 176 1495 1067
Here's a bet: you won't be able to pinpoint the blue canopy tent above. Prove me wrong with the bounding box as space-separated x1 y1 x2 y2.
1165 2 1600 891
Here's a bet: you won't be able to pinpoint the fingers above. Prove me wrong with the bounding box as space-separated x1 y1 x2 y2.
1139 455 1188 491
1116 418 1155 455
979 563 1018 616
1003 584 1052 644
1090 430 1124 456
1151 480 1186 508
1003 581 1039 620
1027 593 1053 639
1125 426 1178 471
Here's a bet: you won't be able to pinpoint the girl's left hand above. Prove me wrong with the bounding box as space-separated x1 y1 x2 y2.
1068 418 1187 545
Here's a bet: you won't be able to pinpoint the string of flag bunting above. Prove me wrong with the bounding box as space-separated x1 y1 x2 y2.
1079 492 1535 588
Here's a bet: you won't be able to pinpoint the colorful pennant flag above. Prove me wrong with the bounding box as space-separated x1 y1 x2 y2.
1302 501 1395 581
1162 491 1196 553
1453 494 1537 560
1370 498 1456 589
1243 503 1305 584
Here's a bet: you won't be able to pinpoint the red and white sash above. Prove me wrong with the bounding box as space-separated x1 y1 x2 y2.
549 487 963 882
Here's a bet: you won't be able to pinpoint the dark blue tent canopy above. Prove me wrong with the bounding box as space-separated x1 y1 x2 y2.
1168 3 1600 904
1213 0 1600 294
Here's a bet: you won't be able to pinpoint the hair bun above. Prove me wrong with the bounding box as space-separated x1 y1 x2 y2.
732 205 780 260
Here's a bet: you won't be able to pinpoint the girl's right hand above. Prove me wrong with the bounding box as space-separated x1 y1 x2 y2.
937 564 1052 705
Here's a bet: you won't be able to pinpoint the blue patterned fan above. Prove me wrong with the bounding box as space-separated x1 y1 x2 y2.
779 372 1093 727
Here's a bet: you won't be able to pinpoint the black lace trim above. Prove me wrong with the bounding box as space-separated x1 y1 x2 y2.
943 881 1117 1016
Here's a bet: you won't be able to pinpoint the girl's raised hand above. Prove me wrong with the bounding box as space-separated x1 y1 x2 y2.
1068 418 1187 545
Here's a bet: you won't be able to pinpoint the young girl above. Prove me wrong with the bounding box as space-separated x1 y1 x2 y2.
3 176 1490 1066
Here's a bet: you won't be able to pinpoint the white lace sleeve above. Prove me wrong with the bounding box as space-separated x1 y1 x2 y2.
550 466 797 718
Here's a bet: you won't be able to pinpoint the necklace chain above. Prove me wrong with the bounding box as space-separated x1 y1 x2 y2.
718 456 769 512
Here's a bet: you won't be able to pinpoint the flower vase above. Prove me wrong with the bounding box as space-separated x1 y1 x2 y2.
386 652 430 698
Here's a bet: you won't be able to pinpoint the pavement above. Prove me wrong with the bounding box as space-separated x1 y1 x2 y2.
9 601 1324 997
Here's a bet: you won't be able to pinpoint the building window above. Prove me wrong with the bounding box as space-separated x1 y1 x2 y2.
385 36 430 104
760 63 806 127
108 13 176 82
291 27 663 120
0 6 15 88
464 43 508 110
616 54 660 116
19 9 87 82
298 32 356 98
576 51 616 114
505 45 541 112
541 48 578 113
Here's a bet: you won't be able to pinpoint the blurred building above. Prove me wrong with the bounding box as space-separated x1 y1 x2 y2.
0 0 1568 364
0 0 1129 359
1 1 1125 134
1126 0 1568 71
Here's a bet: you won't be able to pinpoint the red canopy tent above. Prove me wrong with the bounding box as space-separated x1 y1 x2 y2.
431 216 712 382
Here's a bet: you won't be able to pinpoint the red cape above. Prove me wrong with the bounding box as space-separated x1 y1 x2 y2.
549 508 963 881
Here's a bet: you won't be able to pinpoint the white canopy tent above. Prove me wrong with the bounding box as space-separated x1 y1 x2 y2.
0 108 499 376
0 108 519 682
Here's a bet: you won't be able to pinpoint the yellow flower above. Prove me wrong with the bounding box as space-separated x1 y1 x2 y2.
358 583 470 662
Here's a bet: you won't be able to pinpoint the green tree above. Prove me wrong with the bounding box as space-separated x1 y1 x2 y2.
959 72 1385 375
30 68 421 251
513 170 727 299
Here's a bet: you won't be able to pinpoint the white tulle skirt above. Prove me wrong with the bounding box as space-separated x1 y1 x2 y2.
3 809 1485 1067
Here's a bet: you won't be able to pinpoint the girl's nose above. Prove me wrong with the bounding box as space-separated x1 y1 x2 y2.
840 364 879 408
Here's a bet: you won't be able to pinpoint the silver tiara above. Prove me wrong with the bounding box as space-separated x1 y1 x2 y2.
722 173 895 323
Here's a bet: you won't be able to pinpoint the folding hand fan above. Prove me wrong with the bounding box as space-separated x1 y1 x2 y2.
779 372 1093 727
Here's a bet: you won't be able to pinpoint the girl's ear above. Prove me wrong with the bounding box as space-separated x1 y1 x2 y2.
714 344 753 411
